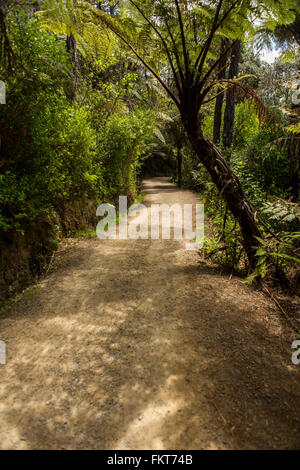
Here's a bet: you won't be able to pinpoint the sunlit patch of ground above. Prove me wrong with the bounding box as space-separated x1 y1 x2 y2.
0 178 299 450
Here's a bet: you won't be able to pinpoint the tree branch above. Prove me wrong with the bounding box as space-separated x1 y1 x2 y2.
194 0 241 81
174 0 189 82
200 39 236 88
111 27 180 107
165 17 185 91
128 0 182 94
194 0 224 73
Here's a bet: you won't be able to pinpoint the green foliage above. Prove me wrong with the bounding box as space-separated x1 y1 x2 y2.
182 164 207 193
0 1 299 297
181 92 299 280
262 200 300 231
201 106 214 142
201 184 247 271
0 9 98 232
232 101 259 150
244 127 291 197
0 7 155 234
96 108 155 202
38 0 118 60
246 232 300 284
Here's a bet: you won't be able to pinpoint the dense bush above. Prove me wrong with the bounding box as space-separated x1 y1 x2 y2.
0 10 154 233
178 98 299 285
0 8 155 298
0 97 98 233
96 108 155 203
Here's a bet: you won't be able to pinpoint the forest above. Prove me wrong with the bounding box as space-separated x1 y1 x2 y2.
0 0 299 299
0 0 300 451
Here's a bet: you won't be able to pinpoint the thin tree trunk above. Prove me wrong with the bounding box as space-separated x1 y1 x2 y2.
0 7 13 71
186 121 261 269
289 136 299 201
213 39 228 144
177 146 182 188
66 33 78 101
223 40 241 148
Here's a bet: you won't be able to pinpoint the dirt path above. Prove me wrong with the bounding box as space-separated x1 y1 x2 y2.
0 177 299 450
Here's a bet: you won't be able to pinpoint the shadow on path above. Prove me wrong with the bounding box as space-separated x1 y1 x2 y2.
0 178 299 449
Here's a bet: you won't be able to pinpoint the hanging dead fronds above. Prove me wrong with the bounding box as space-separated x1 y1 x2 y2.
219 79 282 130
262 135 300 152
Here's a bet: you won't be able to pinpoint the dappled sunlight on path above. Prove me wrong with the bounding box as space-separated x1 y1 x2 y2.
0 178 299 449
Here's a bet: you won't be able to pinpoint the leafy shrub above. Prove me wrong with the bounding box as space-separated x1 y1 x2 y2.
232 101 260 150
96 108 155 203
243 118 290 197
262 199 300 231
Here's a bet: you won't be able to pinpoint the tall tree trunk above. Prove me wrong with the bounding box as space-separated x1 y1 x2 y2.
176 146 182 188
185 117 261 269
213 39 228 144
66 33 78 101
0 7 13 71
222 40 241 148
289 136 300 201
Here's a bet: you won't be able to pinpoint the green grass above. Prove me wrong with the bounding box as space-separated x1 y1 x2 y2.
72 227 97 239
134 191 146 204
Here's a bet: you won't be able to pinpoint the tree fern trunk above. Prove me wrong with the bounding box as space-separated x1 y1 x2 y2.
66 33 78 100
213 39 228 144
186 122 261 269
223 40 241 149
289 135 300 201
177 147 182 188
